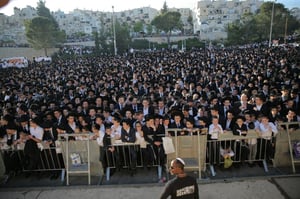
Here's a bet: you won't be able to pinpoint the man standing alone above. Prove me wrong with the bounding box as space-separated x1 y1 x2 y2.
160 158 199 199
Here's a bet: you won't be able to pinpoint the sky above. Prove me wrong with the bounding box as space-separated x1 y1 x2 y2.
0 0 299 16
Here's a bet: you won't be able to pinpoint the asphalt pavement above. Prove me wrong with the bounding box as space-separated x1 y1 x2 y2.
0 176 300 199
0 164 300 199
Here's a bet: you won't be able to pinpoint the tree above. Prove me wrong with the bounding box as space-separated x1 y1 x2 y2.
25 0 65 56
36 0 57 26
187 14 193 34
115 21 131 54
146 24 153 35
161 1 168 14
133 21 144 36
226 21 243 45
226 2 300 45
151 11 182 48
97 13 112 54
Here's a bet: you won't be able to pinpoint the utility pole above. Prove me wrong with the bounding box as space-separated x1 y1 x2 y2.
112 6 117 56
284 15 288 44
268 0 276 47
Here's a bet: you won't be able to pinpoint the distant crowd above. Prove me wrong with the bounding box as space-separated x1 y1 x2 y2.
0 44 300 180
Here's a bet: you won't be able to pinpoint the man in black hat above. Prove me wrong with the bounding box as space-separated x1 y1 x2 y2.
2 123 22 182
142 115 166 180
168 111 185 136
121 118 137 175
23 117 44 173
290 89 300 115
17 115 30 135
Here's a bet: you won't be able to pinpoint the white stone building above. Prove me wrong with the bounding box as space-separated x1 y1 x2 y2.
193 0 263 41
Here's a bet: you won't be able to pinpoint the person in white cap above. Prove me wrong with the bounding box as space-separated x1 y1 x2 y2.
160 158 199 199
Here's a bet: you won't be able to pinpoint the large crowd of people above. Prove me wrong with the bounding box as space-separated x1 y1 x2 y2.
0 44 299 182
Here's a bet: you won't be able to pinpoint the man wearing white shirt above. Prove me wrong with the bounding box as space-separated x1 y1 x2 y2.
258 115 278 164
111 115 122 141
25 118 44 173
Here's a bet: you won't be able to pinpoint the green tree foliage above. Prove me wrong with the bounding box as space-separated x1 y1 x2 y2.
161 1 168 14
227 13 258 45
115 21 131 54
25 0 65 56
146 24 153 35
151 11 182 48
226 2 300 45
187 14 193 34
36 0 58 27
97 14 111 54
131 39 150 50
133 21 144 34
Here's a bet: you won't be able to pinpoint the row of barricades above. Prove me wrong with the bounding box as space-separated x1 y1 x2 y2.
0 141 65 181
0 123 299 185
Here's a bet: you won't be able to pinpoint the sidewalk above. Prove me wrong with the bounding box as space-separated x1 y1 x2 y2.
0 176 299 199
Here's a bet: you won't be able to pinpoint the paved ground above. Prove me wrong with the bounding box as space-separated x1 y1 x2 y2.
0 164 300 199
0 47 58 59
0 176 299 199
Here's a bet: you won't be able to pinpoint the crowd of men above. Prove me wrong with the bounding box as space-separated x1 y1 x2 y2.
0 44 300 182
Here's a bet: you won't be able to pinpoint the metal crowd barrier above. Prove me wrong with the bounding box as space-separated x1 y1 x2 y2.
279 122 300 173
206 130 274 176
103 140 164 181
164 128 276 177
1 123 300 185
58 134 164 183
165 128 207 180
58 134 91 185
0 141 65 181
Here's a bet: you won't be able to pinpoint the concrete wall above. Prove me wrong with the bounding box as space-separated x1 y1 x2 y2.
0 47 58 60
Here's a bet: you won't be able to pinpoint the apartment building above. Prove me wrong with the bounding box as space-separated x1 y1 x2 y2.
193 0 263 41
0 6 161 45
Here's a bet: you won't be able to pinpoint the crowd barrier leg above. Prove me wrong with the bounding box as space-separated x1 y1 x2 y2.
263 160 269 172
106 167 110 181
158 165 162 180
61 169 65 182
210 165 216 177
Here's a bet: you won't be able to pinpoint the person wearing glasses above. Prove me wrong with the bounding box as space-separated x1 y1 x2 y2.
160 158 199 199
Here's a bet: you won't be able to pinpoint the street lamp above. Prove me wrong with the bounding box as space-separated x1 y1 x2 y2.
268 0 276 47
284 15 288 44
112 6 117 56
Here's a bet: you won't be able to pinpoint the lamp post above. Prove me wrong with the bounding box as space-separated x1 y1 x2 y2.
112 6 117 56
284 15 288 44
268 0 276 47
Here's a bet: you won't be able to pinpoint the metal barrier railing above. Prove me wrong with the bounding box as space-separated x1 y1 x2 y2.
0 141 65 181
1 123 300 184
206 130 274 175
280 122 300 173
58 133 91 185
165 129 276 177
165 128 207 180
102 140 164 181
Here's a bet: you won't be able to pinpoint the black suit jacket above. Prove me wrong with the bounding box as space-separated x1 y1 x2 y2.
233 101 253 116
142 106 155 116
168 122 185 136
121 127 136 143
